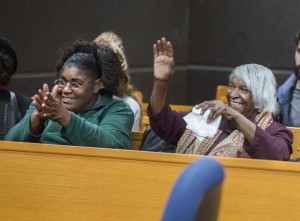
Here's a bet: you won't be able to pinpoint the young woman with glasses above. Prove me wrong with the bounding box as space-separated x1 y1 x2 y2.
5 39 134 149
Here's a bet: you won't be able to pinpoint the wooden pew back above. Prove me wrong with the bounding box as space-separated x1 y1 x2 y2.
132 131 144 150
141 103 193 118
216 85 228 104
287 126 300 159
1 141 300 221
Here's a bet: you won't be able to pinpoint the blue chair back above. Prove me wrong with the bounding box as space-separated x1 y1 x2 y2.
161 157 225 221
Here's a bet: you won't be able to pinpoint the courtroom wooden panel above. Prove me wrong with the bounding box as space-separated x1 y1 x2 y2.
287 127 300 159
1 141 300 220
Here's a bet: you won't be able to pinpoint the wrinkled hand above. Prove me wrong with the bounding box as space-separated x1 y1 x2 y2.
153 37 174 82
196 100 240 123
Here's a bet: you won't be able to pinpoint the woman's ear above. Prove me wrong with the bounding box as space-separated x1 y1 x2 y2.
93 79 104 93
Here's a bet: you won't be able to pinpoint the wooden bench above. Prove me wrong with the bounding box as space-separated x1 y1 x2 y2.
132 131 144 150
141 103 193 117
216 85 228 104
1 141 300 220
287 126 300 159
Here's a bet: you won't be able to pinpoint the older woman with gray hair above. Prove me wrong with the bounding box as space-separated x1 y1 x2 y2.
148 37 292 160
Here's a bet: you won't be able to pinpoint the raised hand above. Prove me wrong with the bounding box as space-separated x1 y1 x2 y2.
153 37 174 82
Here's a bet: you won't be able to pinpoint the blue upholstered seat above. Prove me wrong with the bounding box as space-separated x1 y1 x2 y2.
161 157 225 221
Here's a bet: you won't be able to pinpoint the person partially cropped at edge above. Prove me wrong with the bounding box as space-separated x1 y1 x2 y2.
0 33 32 140
5 39 134 149
94 31 142 131
277 30 300 127
147 37 292 160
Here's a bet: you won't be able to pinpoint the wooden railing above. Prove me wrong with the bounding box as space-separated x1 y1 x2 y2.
1 141 300 220
141 103 193 117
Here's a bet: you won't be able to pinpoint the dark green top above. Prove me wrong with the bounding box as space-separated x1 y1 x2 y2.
5 93 134 149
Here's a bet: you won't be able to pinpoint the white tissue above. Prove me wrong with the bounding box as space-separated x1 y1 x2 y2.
183 107 222 141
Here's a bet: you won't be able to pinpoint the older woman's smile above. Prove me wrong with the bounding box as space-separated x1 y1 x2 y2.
229 101 243 107
226 77 254 118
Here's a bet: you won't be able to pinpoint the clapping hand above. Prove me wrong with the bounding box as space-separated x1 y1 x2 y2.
32 84 51 121
32 84 70 128
41 85 68 123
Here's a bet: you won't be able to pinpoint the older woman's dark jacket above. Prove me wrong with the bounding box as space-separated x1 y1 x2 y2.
148 103 293 161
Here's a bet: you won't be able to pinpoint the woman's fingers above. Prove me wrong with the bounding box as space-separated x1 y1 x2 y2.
161 37 167 55
34 94 43 105
52 85 59 99
153 44 158 59
42 93 63 118
38 89 44 100
43 84 49 93
42 112 51 118
44 92 55 103
195 100 226 122
44 92 62 109
207 106 223 122
33 100 43 112
32 84 53 122
157 39 162 55
167 41 173 57
154 38 173 59
200 102 212 115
